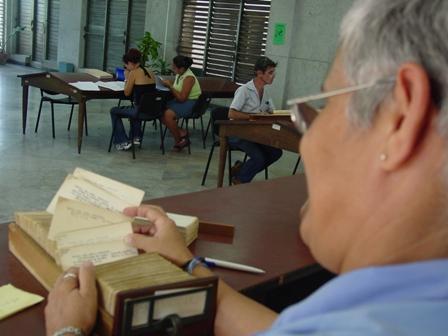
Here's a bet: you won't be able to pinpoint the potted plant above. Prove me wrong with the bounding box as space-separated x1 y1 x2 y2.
137 31 173 75
0 26 26 65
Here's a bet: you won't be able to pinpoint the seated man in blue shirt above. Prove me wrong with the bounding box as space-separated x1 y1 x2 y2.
228 57 282 184
44 1 448 336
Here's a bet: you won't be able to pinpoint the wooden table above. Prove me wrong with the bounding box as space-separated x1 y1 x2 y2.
217 119 302 187
0 174 322 335
18 73 239 153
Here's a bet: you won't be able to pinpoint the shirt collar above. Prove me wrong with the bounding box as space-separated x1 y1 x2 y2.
246 79 257 92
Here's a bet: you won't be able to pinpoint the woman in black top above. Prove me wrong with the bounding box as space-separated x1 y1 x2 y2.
110 48 156 150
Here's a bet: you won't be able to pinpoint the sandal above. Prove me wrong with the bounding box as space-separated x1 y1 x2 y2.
173 138 190 151
179 130 188 140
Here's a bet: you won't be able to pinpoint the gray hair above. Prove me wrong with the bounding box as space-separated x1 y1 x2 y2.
340 0 448 136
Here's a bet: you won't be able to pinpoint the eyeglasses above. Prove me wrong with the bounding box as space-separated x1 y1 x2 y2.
287 78 395 134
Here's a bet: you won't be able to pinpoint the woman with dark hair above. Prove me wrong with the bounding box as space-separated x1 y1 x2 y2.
110 48 156 151
161 55 202 151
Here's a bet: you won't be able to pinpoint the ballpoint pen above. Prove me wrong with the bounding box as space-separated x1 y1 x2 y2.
203 257 266 274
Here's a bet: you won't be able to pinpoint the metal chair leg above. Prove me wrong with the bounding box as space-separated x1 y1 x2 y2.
293 156 301 175
35 99 44 133
67 104 74 131
201 143 216 186
108 118 119 152
200 116 206 149
185 119 191 154
159 119 165 155
140 121 147 149
204 118 212 144
129 119 136 160
51 103 55 139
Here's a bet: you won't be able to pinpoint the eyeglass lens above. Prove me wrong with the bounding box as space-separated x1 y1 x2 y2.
292 103 319 133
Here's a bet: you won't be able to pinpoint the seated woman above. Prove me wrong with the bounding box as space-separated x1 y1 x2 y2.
161 55 202 151
110 48 156 151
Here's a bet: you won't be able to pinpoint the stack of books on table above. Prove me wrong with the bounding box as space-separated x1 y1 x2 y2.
78 68 114 80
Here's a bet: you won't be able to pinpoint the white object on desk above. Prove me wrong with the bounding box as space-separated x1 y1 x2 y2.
97 81 125 91
70 81 100 91
155 75 170 92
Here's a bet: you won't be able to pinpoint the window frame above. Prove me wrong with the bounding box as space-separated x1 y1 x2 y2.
178 0 271 84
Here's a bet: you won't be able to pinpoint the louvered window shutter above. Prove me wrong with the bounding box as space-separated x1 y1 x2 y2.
178 0 211 71
234 0 271 83
178 0 271 83
0 0 4 51
204 0 241 78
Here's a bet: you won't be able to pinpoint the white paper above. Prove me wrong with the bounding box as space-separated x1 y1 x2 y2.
59 240 138 269
73 168 144 206
97 81 125 91
155 76 170 92
152 290 206 319
70 81 100 91
49 197 132 239
47 174 138 215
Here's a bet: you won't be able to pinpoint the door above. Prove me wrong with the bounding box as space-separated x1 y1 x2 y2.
32 0 47 64
47 0 59 61
16 0 60 66
84 0 147 71
105 0 128 72
17 0 34 56
84 0 107 69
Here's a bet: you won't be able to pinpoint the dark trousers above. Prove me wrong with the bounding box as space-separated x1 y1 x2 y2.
110 105 142 144
228 137 282 183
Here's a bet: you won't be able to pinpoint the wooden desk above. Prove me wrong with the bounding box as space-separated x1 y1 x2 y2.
18 73 239 154
217 119 301 187
0 175 317 335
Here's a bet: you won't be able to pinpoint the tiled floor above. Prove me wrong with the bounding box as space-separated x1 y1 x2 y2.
0 63 302 224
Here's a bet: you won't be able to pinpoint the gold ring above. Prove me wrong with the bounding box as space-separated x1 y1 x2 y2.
63 272 78 280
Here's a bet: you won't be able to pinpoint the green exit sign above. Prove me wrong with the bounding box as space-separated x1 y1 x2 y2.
273 23 286 45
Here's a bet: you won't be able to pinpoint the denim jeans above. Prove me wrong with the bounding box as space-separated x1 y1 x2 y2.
228 137 283 183
110 105 142 144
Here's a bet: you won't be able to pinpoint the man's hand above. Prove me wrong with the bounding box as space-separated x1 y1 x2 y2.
45 262 98 336
124 205 194 267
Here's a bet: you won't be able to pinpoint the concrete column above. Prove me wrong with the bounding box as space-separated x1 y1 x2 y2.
265 0 297 109
57 0 87 69
266 0 354 108
144 0 182 65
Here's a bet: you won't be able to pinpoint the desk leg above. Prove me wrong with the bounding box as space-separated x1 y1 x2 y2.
217 135 228 188
22 83 29 134
77 98 86 154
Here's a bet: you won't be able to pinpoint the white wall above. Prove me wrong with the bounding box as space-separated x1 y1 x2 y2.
266 0 354 108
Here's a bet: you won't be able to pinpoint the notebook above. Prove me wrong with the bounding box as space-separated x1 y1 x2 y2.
155 76 170 92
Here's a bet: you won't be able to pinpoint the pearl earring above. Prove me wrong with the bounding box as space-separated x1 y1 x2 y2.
380 154 387 161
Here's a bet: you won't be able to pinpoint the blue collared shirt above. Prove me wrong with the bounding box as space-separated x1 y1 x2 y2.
257 259 448 335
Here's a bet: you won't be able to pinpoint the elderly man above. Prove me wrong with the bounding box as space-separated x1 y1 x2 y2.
45 0 448 335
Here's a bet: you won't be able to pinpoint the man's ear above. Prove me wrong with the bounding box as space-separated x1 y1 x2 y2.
381 63 433 170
